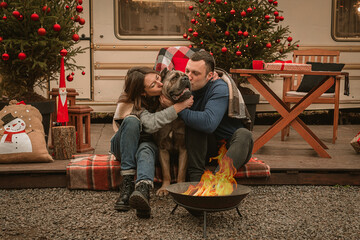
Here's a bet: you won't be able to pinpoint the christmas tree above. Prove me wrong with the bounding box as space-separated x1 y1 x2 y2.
0 0 86 101
185 0 299 82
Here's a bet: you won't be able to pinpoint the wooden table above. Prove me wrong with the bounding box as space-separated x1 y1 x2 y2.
230 69 343 158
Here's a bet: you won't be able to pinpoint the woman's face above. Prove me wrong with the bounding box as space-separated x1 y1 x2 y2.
143 73 163 96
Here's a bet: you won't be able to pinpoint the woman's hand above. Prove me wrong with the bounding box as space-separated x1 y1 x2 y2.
173 96 194 113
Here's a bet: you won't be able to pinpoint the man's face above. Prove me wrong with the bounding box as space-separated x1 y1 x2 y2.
185 59 213 91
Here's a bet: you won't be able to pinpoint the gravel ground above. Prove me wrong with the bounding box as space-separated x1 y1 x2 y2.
1 185 359 240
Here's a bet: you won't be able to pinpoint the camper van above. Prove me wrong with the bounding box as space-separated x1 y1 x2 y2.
50 0 360 113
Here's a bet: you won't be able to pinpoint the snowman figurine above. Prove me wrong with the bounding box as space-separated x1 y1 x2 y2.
0 113 32 154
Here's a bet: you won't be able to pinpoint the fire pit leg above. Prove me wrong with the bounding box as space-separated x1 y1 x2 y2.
236 207 243 217
203 211 207 239
171 204 178 215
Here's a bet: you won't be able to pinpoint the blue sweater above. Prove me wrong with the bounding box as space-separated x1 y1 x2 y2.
178 79 244 141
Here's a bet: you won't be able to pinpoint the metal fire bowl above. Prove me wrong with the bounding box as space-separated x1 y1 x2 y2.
166 182 251 211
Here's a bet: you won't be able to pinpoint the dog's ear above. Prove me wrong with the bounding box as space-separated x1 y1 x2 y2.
160 68 169 80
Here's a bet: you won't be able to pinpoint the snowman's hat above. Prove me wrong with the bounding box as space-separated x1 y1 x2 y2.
1 113 16 125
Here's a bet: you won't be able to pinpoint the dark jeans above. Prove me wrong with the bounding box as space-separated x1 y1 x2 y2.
186 127 253 182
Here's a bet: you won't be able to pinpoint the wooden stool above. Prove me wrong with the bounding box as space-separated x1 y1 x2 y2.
68 105 94 153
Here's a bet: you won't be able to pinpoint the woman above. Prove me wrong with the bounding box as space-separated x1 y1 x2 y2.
110 66 192 219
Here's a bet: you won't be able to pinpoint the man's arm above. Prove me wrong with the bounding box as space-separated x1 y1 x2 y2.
178 83 228 133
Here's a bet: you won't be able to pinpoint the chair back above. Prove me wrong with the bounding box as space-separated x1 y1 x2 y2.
290 49 340 90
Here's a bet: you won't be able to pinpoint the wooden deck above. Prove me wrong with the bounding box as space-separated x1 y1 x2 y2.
1 124 359 188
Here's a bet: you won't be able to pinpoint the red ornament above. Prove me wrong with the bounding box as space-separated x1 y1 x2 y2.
77 0 83 4
72 34 80 41
188 36 191 40
0 37 2 42
191 18 196 24
82 71 85 75
266 43 272 48
189 5 194 10
206 12 211 18
236 51 242 56
274 11 279 16
243 31 249 37
17 14 24 21
42 6 50 13
189 45 193 48
74 15 81 22
247 7 253 13
241 11 246 17
210 52 213 56
245 44 249 48
287 36 293 42
224 1 227 4
208 1 211 5
200 41 204 45
0 1 7 8
279 16 284 21
183 33 188 39
276 39 280 43
268 0 273 3
2 53 9 61
297 44 300 47
38 27 46 36
2 15 7 20
236 45 239 49
199 0 204 2
31 13 39 21
273 1 278 6
237 30 243 36
196 12 200 16
216 0 221 3
71 72 75 75
18 52 26 60
211 18 216 23
76 5 83 13
221 47 227 53
275 16 280 23
12 10 20 18
193 31 198 37
60 49 68 56
188 28 193 33
224 31 230 36
230 9 235 15
67 74 74 82
53 24 61 32
79 18 85 25
265 15 270 20
66 5 70 9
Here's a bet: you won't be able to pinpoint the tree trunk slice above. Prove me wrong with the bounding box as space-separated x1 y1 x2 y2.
52 126 76 160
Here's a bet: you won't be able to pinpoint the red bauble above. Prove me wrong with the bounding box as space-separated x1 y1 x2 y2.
38 27 46 36
31 13 39 21
79 18 85 25
74 15 81 22
77 0 83 4
245 44 249 48
236 45 239 49
196 12 200 16
297 44 300 47
237 30 243 36
247 7 253 13
279 16 284 21
206 12 211 18
2 15 7 20
71 72 75 75
60 49 68 56
18 52 26 60
76 5 83 13
72 34 80 41
211 18 216 23
188 36 191 40
66 5 70 9
275 16 280 23
287 36 293 42
0 1 7 8
189 5 194 10
274 11 279 16
188 45 193 48
191 18 196 24
273 1 278 6
275 39 280 43
224 1 227 4
17 14 23 21
199 0 204 2
82 71 85 75
243 31 249 37
12 10 20 18
264 15 270 20
230 9 235 15
188 28 193 33
208 1 211 5
241 11 246 17
210 52 213 56
224 31 230 36
268 0 273 3
266 43 272 48
215 0 221 3
0 36 2 42
200 41 204 45
183 33 188 39
221 47 227 53
53 24 61 32
42 6 50 13
193 31 198 37
2 53 9 61
67 75 74 82
236 51 242 56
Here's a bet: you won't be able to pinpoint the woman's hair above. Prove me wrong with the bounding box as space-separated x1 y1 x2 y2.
121 66 159 110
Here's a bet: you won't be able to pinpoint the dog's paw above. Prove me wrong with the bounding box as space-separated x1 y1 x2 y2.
156 188 169 197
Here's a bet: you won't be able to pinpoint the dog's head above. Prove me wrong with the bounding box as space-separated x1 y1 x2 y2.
160 69 192 103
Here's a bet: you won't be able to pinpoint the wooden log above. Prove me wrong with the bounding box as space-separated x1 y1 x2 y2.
52 126 76 160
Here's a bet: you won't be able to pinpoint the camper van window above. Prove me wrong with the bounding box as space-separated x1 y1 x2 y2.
332 0 360 41
115 0 192 40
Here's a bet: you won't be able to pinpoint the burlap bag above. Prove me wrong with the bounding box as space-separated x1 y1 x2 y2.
0 100 53 163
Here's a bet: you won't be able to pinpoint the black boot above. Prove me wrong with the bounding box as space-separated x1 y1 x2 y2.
129 182 151 218
114 175 135 211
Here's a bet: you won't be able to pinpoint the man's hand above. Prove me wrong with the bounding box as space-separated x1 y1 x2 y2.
159 95 173 108
173 96 194 113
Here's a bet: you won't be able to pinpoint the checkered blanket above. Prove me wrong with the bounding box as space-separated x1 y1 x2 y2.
67 154 121 190
234 157 271 178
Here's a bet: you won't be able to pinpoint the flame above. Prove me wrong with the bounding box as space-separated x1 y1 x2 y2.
183 140 237 196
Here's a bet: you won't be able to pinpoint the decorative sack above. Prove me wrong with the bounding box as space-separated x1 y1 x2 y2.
296 62 345 93
350 131 360 153
264 60 312 71
0 100 53 163
67 154 121 190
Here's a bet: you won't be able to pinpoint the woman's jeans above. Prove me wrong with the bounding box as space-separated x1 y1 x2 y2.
110 116 157 183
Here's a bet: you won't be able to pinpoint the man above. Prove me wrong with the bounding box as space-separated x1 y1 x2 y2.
178 50 254 181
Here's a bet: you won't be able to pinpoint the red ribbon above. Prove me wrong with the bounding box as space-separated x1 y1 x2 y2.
274 60 292 70
16 101 26 105
3 130 26 143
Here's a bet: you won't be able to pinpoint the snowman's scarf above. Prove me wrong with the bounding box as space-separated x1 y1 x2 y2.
3 130 26 143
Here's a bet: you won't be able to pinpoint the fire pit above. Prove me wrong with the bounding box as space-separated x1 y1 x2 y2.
167 182 251 238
